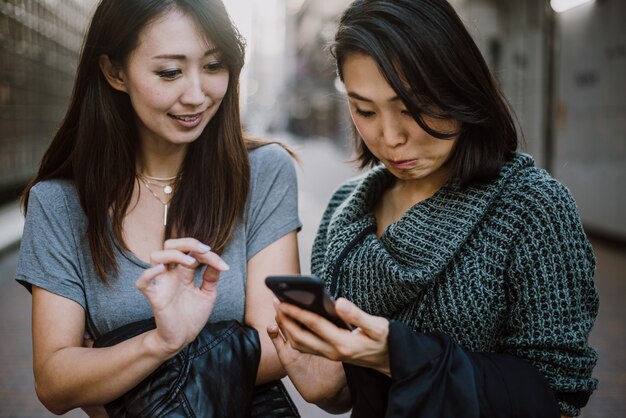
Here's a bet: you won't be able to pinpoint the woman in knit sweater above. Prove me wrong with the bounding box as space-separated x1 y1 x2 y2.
268 0 598 417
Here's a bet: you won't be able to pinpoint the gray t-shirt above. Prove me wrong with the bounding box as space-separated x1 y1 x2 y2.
16 144 301 338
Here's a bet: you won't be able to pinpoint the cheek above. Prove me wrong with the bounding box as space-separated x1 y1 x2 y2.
131 83 171 110
354 122 375 150
350 117 375 145
430 137 456 161
205 74 230 101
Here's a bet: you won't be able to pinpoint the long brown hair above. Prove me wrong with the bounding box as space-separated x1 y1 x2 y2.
22 0 254 282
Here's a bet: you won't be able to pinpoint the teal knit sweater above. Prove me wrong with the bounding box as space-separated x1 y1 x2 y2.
311 153 598 417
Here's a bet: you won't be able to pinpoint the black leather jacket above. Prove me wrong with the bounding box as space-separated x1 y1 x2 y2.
94 318 299 418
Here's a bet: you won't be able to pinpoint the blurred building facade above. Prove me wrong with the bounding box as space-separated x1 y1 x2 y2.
281 0 626 241
452 0 626 241
0 0 625 241
282 0 351 140
0 0 97 202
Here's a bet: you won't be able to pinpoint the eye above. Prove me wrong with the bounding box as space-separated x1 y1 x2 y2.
401 109 411 116
156 69 182 80
204 61 225 73
355 108 375 118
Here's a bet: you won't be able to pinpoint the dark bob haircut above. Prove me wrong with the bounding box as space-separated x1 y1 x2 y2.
331 0 518 186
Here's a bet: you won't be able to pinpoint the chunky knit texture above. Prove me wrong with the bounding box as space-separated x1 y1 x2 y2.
311 153 598 417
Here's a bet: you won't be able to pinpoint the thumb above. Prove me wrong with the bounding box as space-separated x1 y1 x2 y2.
200 266 221 293
335 298 388 339
267 324 287 353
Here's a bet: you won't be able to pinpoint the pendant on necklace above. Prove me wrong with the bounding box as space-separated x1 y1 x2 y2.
163 185 173 195
163 204 168 226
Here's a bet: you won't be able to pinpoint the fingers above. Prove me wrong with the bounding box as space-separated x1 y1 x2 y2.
155 238 229 274
199 265 221 293
335 298 389 341
276 298 391 367
164 238 229 272
163 238 211 254
275 303 341 359
136 263 166 291
267 323 307 368
150 250 199 269
142 239 228 297
279 301 345 341
194 250 229 272
267 324 287 352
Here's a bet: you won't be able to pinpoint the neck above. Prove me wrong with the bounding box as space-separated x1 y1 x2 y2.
136 145 187 179
394 166 452 205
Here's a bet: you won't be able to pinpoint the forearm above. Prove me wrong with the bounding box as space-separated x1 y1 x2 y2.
245 231 300 385
35 329 172 414
299 358 350 412
255 328 287 384
315 383 352 414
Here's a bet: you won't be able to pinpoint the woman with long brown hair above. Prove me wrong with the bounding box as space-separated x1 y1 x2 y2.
16 0 301 415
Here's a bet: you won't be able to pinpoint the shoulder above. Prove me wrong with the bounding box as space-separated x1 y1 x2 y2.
247 143 298 201
30 178 75 196
21 180 85 256
25 179 85 233
328 176 362 207
502 161 579 217
28 179 79 211
319 173 367 225
248 142 294 173
495 158 586 243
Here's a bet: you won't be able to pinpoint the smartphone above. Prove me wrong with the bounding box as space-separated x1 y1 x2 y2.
265 275 351 330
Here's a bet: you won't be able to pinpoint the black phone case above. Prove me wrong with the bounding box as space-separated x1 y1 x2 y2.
265 275 351 329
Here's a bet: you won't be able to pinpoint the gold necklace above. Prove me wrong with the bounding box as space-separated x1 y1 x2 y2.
143 174 178 181
138 175 173 226
141 174 177 195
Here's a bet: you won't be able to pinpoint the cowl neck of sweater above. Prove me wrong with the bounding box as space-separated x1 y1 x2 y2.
324 153 535 313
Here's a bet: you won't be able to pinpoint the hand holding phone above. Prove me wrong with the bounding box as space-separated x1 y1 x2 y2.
265 275 352 330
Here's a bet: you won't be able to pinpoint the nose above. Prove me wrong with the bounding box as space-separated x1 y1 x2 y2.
380 114 408 147
180 73 207 107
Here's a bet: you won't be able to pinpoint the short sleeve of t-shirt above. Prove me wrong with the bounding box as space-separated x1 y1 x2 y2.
15 180 86 309
245 143 301 259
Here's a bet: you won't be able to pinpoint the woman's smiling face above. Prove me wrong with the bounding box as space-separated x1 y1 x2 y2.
109 9 230 148
342 52 459 184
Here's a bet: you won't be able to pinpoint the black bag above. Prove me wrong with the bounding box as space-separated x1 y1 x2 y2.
94 318 300 418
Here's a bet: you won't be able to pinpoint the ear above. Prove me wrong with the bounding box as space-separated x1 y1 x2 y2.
99 54 128 93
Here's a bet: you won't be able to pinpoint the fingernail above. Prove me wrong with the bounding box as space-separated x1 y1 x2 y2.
198 243 211 252
218 260 230 271
154 263 165 272
185 255 196 264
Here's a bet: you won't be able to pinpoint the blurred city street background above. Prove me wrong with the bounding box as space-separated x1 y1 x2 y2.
1 0 624 417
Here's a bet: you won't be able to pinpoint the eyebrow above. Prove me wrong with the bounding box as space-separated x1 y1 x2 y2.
347 91 401 103
152 47 220 60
